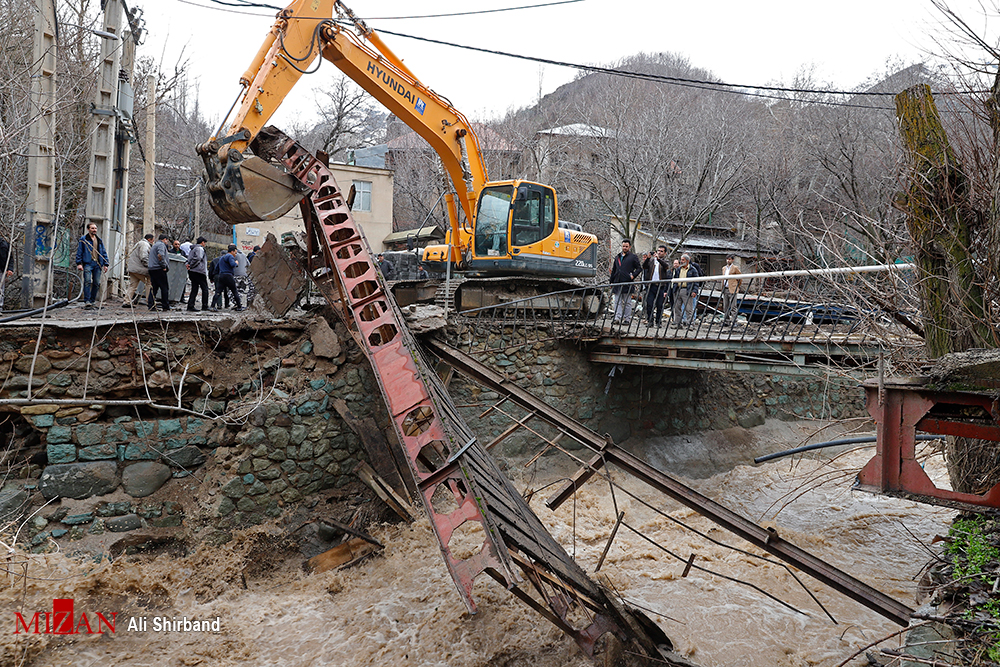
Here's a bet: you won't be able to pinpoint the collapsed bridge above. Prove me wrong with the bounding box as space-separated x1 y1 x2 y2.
249 131 920 663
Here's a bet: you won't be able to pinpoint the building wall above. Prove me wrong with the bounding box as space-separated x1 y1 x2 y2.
232 164 394 253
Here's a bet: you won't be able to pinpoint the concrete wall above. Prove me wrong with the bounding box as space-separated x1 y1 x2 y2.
447 338 867 458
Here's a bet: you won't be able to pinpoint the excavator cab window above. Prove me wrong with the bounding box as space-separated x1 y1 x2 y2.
512 184 556 247
474 185 513 257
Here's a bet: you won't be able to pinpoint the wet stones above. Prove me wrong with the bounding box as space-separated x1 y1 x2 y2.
62 512 95 525
167 445 207 468
39 462 119 500
106 514 143 532
122 462 172 497
14 355 51 374
46 443 77 464
0 487 29 523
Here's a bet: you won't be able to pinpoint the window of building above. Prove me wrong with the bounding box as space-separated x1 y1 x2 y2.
352 180 372 212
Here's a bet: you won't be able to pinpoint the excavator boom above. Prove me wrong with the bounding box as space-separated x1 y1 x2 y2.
197 0 597 287
197 0 484 260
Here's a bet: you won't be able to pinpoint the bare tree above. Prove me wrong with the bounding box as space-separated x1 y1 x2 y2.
300 74 385 161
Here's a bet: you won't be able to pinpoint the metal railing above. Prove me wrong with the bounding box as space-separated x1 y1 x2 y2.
447 263 924 367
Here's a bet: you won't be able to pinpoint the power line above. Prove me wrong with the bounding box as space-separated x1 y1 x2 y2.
360 0 585 20
202 0 281 10
174 1 966 109
371 26 911 110
175 0 271 16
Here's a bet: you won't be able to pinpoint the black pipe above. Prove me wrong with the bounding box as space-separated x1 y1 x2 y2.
754 434 944 464
0 268 84 323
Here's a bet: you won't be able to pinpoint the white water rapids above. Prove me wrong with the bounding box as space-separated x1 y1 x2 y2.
2 420 955 667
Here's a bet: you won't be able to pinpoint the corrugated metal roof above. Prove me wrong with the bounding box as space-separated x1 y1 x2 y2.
637 229 782 254
383 227 445 243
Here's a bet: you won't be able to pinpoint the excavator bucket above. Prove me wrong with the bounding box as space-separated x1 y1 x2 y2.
202 149 309 224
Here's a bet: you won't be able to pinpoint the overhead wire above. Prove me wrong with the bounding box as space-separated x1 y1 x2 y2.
371 27 970 111
180 0 967 110
361 0 585 20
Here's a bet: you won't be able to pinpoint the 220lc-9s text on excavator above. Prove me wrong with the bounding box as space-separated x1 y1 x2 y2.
196 0 599 312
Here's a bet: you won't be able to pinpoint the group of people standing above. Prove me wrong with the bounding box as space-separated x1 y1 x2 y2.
117 232 246 312
610 239 742 329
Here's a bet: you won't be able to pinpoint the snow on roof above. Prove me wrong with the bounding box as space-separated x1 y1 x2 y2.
537 123 614 138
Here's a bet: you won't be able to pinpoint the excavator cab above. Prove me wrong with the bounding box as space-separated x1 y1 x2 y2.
473 185 512 257
458 180 594 278
510 183 555 247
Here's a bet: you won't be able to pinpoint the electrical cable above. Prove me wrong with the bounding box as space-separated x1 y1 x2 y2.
0 269 84 323
175 0 270 14
754 434 944 464
371 28 982 110
204 0 282 10
361 0 584 21
172 0 970 109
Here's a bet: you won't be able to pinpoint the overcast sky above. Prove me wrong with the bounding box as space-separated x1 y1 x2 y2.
139 0 993 131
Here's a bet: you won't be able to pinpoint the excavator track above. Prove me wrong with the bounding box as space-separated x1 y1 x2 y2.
433 277 464 310
391 275 602 316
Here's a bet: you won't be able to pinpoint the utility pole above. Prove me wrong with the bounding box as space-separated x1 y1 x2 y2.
83 0 141 301
23 0 57 307
143 74 156 236
193 186 201 240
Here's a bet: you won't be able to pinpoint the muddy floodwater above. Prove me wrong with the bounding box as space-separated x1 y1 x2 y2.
3 421 955 667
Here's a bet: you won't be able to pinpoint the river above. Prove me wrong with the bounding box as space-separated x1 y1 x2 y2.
3 420 955 666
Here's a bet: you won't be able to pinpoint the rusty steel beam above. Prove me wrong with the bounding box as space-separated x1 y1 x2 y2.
426 337 915 627
596 445 914 626
268 133 519 615
589 351 827 376
857 380 1000 509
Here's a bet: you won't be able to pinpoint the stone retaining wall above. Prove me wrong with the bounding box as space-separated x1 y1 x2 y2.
1 313 869 555
448 338 867 456
0 314 391 553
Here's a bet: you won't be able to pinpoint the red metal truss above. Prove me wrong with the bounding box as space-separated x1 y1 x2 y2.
246 131 688 663
267 135 517 612
857 379 1000 509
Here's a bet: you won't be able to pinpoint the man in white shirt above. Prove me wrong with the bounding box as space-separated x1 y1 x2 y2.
641 245 670 328
124 233 153 306
722 254 743 325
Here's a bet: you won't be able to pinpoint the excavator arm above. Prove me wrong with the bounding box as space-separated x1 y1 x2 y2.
196 0 485 261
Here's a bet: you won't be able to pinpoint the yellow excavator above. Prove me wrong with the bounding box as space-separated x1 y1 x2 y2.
196 0 597 309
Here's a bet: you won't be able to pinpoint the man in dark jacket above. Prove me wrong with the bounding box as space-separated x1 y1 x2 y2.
185 237 210 312
214 244 243 311
610 239 641 323
0 236 14 310
209 255 229 310
670 253 702 328
75 223 110 310
147 233 171 311
642 244 670 328
377 253 395 280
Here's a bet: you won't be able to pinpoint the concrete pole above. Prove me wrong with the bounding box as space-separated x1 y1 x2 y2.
142 74 156 237
23 0 57 307
193 185 201 240
84 0 126 299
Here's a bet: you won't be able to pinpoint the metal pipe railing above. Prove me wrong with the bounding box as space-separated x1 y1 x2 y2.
446 262 921 363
